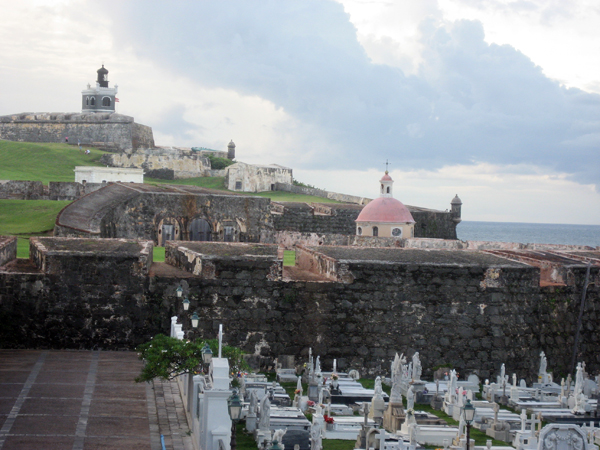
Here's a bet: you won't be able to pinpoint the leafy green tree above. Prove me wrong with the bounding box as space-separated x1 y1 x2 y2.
207 154 235 170
135 334 250 383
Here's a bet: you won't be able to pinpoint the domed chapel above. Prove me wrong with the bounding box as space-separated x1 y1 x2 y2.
355 170 415 238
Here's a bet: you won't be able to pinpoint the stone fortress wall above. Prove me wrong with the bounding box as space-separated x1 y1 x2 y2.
272 202 460 240
0 180 107 201
0 236 598 380
100 147 214 179
0 112 154 151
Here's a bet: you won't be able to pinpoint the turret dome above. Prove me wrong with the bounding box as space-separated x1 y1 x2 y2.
356 197 415 223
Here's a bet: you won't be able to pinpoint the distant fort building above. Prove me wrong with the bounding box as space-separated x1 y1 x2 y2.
0 65 154 151
81 65 118 113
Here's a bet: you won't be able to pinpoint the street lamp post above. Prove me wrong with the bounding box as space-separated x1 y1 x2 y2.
463 399 476 450
227 389 242 450
201 343 213 366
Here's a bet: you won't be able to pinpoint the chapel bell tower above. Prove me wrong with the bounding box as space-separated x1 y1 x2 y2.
82 65 118 113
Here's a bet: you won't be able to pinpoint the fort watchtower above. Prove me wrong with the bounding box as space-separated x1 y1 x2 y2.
81 65 118 113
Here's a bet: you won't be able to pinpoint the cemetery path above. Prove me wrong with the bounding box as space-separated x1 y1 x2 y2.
0 349 193 450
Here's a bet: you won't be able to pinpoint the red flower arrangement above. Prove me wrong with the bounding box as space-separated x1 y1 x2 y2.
307 400 315 407
324 415 334 424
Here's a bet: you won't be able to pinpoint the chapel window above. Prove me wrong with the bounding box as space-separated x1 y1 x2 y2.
373 226 378 237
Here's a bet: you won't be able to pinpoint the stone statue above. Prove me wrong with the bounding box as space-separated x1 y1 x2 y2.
375 376 383 396
412 352 422 381
500 364 505 384
399 353 408 381
512 373 517 387
273 429 287 449
407 385 415 410
457 411 466 439
310 420 322 450
492 402 499 425
391 353 403 403
259 396 271 431
574 362 584 396
249 390 258 415
315 356 321 377
539 351 547 376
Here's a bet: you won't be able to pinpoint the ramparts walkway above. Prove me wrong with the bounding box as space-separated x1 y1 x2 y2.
0 350 193 450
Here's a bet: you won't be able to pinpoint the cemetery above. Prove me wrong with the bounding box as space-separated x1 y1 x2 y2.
165 313 600 450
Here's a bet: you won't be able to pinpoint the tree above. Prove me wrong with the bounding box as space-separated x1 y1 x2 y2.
135 334 250 383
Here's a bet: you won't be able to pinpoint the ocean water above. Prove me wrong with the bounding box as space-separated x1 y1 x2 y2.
457 221 600 248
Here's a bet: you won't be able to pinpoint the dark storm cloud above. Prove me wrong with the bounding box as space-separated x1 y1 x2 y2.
104 1 600 185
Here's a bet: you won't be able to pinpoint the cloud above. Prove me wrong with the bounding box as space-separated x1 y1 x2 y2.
99 1 600 189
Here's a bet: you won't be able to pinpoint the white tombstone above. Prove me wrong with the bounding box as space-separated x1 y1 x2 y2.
198 357 232 450
538 423 598 450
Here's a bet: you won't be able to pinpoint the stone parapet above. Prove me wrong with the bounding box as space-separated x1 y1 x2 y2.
0 236 17 267
0 180 45 200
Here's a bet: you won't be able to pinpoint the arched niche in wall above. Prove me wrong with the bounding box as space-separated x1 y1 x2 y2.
156 217 181 246
189 217 212 242
216 220 238 242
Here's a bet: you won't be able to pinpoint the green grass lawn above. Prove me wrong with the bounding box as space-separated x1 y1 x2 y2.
153 246 165 262
147 177 343 204
0 199 70 235
0 199 71 258
283 250 296 266
145 176 229 190
0 141 105 184
251 190 342 203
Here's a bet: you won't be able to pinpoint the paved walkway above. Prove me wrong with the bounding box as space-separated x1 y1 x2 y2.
0 350 194 450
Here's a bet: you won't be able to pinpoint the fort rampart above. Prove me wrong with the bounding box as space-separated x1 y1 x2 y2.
272 202 459 240
0 237 598 380
0 112 154 151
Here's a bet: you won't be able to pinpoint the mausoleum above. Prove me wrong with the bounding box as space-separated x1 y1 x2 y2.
355 171 415 238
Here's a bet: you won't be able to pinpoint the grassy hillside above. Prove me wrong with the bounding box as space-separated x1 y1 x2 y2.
0 140 344 258
0 199 71 258
146 176 229 190
0 141 105 183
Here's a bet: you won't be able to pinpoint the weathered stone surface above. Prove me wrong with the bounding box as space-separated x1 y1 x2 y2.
0 180 44 200
0 239 598 380
0 236 17 266
101 147 211 179
273 202 459 240
54 183 272 243
48 181 105 201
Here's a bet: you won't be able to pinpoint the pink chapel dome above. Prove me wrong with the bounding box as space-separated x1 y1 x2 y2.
356 197 415 223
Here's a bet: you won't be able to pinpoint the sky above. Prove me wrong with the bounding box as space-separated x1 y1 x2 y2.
0 0 599 225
